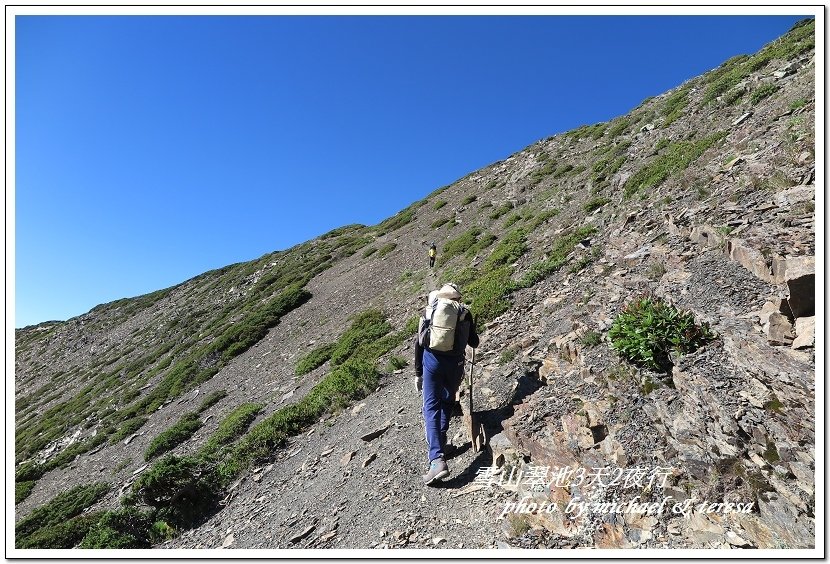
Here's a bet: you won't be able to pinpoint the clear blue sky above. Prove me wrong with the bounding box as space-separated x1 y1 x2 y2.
14 13 811 327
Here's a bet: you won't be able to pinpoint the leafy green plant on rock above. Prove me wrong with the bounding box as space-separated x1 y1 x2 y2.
608 295 715 373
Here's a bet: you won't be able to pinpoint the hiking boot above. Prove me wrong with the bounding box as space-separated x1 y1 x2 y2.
422 457 450 485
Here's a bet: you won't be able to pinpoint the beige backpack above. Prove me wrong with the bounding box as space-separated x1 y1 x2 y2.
428 297 466 352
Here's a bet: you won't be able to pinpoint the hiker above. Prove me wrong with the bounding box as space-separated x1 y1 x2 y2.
428 243 437 268
414 283 479 485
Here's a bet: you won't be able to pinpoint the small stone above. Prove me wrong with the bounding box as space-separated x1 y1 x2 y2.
432 537 447 545
726 531 751 547
362 453 377 468
340 451 356 466
222 533 235 548
360 423 391 442
131 464 149 476
321 447 335 457
623 245 651 261
352 403 366 415
289 524 316 544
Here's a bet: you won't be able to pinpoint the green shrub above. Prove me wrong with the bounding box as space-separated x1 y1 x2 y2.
552 163 574 179
375 208 415 235
789 98 807 110
433 200 448 210
295 343 336 375
466 232 497 258
329 310 391 366
376 243 397 258
498 348 517 365
567 122 607 141
463 266 515 329
489 202 514 220
110 416 148 444
703 20 813 105
320 224 365 240
607 118 630 138
623 132 726 198
608 295 715 372
431 217 450 229
516 226 596 288
723 88 746 106
461 195 477 205
483 229 528 270
750 83 779 105
440 227 482 266
17 512 104 549
144 412 203 461
15 482 110 543
132 454 220 529
334 234 373 258
79 507 154 549
196 390 227 414
403 316 420 336
528 161 556 186
590 123 608 139
503 213 521 228
222 357 379 478
584 197 611 213
580 331 602 347
362 247 377 258
211 283 312 362
525 209 559 232
15 480 35 504
662 86 690 126
386 356 408 371
442 265 479 290
201 402 263 455
15 461 43 482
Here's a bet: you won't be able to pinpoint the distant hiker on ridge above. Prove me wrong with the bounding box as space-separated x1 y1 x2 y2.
429 243 437 268
414 283 479 485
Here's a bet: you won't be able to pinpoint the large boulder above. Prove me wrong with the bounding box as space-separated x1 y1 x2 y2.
792 316 815 349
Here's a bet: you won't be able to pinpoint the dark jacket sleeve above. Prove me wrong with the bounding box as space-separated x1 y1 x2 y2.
467 316 480 349
414 338 424 376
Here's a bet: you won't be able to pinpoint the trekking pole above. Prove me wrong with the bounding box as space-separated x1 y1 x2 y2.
466 348 482 452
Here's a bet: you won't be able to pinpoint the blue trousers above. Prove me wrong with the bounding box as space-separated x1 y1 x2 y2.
421 349 465 462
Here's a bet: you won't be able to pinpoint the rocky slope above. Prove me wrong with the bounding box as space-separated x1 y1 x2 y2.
14 20 816 551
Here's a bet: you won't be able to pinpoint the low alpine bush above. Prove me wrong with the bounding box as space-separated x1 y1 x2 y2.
15 482 110 547
144 412 203 461
608 295 715 372
295 343 336 375
79 507 154 549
